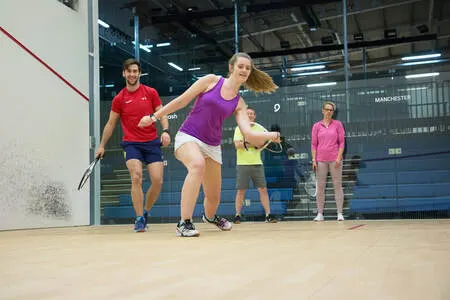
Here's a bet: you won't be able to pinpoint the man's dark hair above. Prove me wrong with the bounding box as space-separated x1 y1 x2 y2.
287 147 296 156
123 58 141 72
270 124 281 133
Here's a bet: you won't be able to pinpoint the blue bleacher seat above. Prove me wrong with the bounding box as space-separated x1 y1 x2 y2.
349 198 398 213
353 185 396 198
351 148 450 214
118 188 293 206
104 201 288 220
350 196 450 214
351 188 450 212
397 170 450 184
356 172 395 185
106 187 292 220
397 183 450 198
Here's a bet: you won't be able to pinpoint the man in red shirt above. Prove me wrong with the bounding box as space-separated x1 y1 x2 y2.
96 58 170 232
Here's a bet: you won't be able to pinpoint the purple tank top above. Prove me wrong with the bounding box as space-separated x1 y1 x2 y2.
180 77 240 146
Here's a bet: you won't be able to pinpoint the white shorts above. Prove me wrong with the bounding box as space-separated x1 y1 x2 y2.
174 131 222 164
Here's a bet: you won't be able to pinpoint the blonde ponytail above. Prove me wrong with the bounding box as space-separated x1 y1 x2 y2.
228 52 278 94
245 66 278 94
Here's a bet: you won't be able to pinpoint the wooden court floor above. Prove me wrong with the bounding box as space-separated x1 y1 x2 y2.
1 220 449 300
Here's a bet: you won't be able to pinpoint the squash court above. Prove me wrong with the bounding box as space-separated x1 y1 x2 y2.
1 220 449 300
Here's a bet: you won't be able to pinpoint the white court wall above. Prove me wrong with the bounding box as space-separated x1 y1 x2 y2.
0 0 91 229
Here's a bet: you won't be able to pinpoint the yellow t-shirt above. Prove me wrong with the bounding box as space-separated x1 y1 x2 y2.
234 125 264 165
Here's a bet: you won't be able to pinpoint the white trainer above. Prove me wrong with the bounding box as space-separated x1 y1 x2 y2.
176 220 200 237
337 213 345 221
202 214 232 231
314 213 324 221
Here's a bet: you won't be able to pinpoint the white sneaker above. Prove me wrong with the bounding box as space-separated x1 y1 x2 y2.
314 213 324 221
176 220 200 237
337 213 345 221
202 214 232 231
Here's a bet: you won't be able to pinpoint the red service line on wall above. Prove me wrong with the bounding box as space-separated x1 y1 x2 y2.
0 26 89 102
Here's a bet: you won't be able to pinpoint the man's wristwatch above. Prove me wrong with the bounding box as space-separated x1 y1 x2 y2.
150 114 159 122
162 129 170 135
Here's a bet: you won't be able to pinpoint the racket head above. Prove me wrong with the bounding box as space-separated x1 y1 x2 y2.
243 122 283 153
304 171 317 197
77 156 101 191
77 170 91 191
261 140 283 153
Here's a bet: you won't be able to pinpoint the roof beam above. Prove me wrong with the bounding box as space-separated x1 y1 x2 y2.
149 1 321 25
98 25 171 74
249 34 437 58
194 34 437 63
215 0 423 42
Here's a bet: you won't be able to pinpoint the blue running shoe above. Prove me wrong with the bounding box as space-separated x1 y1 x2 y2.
143 210 149 229
134 216 146 232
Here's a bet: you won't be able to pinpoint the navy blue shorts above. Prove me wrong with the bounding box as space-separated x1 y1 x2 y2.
120 139 163 164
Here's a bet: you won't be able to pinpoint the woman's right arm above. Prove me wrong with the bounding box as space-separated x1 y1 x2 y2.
154 74 217 119
138 75 217 128
234 98 280 146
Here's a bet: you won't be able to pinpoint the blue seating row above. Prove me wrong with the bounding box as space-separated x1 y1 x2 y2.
356 170 450 186
350 196 450 213
119 188 293 206
144 176 278 192
353 183 450 199
104 200 288 219
358 155 450 172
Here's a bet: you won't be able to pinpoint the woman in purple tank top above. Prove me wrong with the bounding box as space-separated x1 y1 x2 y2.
138 52 279 237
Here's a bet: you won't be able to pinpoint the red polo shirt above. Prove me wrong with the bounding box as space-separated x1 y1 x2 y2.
111 84 162 142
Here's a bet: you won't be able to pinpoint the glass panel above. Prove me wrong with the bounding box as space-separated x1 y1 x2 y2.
98 1 450 225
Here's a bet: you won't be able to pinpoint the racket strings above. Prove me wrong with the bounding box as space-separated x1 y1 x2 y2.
304 171 317 197
241 122 283 153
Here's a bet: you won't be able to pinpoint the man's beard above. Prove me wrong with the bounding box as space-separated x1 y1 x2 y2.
126 78 138 86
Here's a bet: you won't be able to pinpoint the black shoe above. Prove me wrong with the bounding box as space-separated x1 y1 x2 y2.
143 210 149 228
234 215 241 224
265 214 277 223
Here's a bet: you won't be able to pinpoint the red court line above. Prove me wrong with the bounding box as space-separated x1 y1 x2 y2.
0 26 89 102
347 224 366 230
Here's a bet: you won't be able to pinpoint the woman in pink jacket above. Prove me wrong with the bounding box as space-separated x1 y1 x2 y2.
311 101 345 221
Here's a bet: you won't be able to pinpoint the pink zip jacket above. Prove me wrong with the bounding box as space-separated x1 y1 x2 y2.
311 119 345 162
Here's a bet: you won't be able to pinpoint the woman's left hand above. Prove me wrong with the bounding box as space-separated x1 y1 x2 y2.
335 158 342 169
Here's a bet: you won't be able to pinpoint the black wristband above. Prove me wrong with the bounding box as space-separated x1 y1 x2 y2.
150 114 159 122
162 129 170 134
